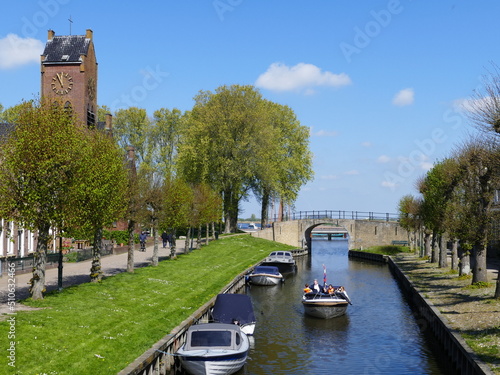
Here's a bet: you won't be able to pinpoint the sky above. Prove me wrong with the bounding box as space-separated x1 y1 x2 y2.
1 0 499 218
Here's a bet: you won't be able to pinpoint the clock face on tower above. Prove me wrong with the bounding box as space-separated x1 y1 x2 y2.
51 72 74 95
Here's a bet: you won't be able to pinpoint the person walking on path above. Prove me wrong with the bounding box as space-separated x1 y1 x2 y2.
161 231 169 248
139 231 147 252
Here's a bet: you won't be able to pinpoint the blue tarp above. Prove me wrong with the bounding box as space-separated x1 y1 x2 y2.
212 294 256 325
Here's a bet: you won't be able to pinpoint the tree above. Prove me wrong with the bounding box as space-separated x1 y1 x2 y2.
151 108 186 178
161 177 193 258
177 85 266 233
74 129 128 282
113 107 151 165
0 100 85 299
252 101 313 228
454 139 500 284
397 194 422 254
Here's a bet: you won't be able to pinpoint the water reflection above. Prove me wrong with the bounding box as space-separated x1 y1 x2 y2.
241 239 453 375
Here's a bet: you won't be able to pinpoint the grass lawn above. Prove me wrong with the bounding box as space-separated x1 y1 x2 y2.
356 245 413 256
1 235 294 375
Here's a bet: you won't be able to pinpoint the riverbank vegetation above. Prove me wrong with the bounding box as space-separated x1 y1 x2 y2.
357 245 412 256
0 235 294 375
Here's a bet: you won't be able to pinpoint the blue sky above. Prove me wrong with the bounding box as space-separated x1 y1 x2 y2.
1 1 499 217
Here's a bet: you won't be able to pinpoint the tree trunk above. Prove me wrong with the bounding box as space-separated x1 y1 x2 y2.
431 232 439 263
30 222 50 300
424 232 431 258
127 219 135 273
458 245 471 276
450 239 459 271
90 227 103 282
495 270 500 299
261 189 270 229
169 230 177 259
152 225 158 266
197 225 202 249
206 223 210 246
211 222 216 241
472 242 488 283
438 235 448 268
184 227 191 254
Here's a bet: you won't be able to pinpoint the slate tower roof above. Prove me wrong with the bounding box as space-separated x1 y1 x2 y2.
41 30 91 64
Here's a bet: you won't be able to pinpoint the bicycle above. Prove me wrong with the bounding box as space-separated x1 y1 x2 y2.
140 241 146 252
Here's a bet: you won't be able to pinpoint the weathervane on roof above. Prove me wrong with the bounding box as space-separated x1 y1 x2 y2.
68 15 73 35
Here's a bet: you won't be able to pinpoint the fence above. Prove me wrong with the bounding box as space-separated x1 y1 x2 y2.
270 210 400 222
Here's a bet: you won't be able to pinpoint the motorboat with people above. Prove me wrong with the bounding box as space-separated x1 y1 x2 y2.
246 265 283 286
211 294 256 335
302 265 352 319
176 323 250 375
302 285 352 319
261 250 297 273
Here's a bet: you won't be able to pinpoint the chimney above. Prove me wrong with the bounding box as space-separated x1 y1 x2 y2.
86 29 93 39
105 114 113 136
48 29 55 40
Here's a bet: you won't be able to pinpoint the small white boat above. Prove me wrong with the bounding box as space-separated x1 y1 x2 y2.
211 294 256 335
176 323 249 375
302 286 352 319
261 251 296 273
247 265 283 286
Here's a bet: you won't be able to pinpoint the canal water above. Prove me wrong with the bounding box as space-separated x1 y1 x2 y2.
240 239 454 375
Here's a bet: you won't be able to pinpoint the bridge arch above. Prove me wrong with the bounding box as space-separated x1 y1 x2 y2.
251 218 408 250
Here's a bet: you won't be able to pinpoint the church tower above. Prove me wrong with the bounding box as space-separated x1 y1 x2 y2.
40 29 97 127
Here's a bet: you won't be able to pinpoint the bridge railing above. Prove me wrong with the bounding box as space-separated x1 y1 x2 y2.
270 210 400 222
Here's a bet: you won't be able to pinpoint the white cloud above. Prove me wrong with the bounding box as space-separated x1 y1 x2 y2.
255 62 351 92
0 34 44 69
361 141 372 147
377 155 391 163
312 129 338 137
320 174 338 180
392 88 414 106
381 180 397 189
345 170 359 175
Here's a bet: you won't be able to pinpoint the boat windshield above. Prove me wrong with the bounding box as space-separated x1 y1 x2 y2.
190 331 232 347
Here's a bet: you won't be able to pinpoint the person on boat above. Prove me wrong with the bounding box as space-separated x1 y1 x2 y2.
311 279 323 293
303 284 312 293
327 284 335 294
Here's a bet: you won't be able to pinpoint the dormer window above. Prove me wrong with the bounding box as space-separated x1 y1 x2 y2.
61 54 70 61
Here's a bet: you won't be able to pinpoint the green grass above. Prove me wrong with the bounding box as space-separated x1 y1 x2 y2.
356 245 412 256
0 235 294 375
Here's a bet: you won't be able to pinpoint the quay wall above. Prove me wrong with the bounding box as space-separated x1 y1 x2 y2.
348 250 494 375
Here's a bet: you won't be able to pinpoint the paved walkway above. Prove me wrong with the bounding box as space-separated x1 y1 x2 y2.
0 242 180 313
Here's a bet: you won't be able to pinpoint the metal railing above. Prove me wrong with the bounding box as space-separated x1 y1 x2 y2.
270 210 400 222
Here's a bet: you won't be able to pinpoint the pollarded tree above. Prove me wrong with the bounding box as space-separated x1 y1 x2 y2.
74 128 129 282
0 99 86 299
454 138 500 284
177 85 266 233
397 194 422 253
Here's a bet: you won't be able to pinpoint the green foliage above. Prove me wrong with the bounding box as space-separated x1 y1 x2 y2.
464 281 492 289
358 245 412 255
102 230 130 245
0 236 293 374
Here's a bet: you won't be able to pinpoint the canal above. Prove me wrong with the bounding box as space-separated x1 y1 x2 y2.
239 239 454 375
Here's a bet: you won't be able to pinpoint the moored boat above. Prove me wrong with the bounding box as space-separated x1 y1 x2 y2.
261 250 296 273
176 323 250 375
247 265 283 286
211 294 256 335
302 286 352 319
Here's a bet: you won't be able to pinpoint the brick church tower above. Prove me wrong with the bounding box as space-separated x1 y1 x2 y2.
40 29 97 127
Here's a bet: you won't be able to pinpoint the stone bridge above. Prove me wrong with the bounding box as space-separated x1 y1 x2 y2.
251 218 409 250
